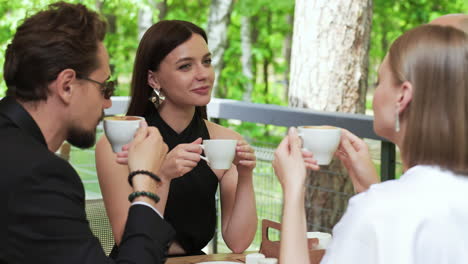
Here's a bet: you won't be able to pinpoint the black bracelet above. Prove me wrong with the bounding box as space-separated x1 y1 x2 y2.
128 191 160 203
128 170 161 187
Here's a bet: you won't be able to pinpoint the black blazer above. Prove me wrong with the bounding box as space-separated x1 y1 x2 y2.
0 97 174 263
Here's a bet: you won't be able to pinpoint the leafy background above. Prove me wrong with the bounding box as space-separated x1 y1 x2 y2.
0 0 466 141
0 0 466 253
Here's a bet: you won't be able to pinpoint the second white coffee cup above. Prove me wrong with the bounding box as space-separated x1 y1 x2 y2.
298 126 341 165
200 139 238 170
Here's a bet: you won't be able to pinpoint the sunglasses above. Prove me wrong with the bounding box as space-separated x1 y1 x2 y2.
78 76 115 99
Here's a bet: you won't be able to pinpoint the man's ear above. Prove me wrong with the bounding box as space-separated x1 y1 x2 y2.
147 70 161 90
397 81 413 114
53 69 77 105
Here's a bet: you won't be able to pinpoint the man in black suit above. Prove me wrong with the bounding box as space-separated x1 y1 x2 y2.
0 2 174 263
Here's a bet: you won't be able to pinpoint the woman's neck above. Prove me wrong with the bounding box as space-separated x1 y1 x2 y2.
158 102 196 134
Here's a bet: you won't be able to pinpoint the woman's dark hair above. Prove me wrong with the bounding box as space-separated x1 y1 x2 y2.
4 1 107 101
126 20 208 119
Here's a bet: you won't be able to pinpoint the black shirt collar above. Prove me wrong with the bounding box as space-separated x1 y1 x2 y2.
0 96 47 147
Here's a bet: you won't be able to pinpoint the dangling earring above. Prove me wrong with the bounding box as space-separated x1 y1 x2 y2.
149 88 165 108
395 104 400 132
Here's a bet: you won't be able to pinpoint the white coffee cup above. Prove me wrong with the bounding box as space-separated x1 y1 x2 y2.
103 116 144 153
199 139 237 170
246 253 266 264
258 258 278 264
307 231 332 250
298 126 341 165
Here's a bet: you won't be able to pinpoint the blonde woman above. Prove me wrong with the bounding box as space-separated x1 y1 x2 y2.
273 24 468 264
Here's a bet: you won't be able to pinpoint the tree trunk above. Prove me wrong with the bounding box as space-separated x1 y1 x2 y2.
282 14 293 101
241 16 254 102
289 0 373 231
157 0 168 20
138 0 156 41
206 0 234 97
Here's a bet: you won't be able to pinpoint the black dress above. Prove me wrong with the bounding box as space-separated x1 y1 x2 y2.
146 108 219 256
110 108 218 258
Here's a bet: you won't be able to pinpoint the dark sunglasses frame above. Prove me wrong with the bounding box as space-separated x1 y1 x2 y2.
78 76 115 99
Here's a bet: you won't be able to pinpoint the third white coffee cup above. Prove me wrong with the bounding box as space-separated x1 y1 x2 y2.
200 139 237 170
298 126 341 165
307 231 332 250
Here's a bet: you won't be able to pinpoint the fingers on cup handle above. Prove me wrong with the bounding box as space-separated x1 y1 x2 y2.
139 120 148 128
199 155 209 163
132 127 147 145
121 144 130 151
191 137 203 144
302 149 314 158
116 157 129 165
340 138 358 161
288 127 302 154
341 129 363 146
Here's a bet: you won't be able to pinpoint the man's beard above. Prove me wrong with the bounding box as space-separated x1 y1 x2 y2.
67 126 97 149
66 112 104 149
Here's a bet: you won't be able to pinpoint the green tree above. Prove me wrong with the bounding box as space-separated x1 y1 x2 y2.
369 0 467 90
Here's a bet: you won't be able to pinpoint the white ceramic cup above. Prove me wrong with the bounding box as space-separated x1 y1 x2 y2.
103 116 144 153
245 253 266 264
199 139 237 170
298 126 341 165
258 258 278 264
307 231 332 250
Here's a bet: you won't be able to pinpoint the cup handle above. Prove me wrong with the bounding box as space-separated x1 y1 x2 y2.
200 155 209 163
297 132 307 150
199 144 209 163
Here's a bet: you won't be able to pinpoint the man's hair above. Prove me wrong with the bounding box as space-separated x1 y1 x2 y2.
3 1 107 101
388 24 468 175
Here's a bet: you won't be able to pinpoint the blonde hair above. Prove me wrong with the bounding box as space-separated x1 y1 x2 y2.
388 25 468 175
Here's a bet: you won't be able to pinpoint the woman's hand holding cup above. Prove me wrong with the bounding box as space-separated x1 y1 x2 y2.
273 127 319 194
127 121 168 174
335 129 379 193
233 140 257 175
158 138 203 181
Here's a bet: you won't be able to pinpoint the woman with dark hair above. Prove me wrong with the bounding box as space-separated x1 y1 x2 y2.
95 20 258 256
273 24 468 264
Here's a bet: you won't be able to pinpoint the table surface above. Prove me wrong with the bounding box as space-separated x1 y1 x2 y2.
166 253 247 264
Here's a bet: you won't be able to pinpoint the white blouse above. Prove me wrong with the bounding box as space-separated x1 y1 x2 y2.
321 165 468 264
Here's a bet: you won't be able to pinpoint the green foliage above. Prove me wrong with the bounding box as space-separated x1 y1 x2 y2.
368 0 467 89
0 0 466 120
213 0 294 140
217 0 293 105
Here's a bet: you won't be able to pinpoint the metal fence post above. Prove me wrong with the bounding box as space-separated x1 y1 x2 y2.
380 141 396 181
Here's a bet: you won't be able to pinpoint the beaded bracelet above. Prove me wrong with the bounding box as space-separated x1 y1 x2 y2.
128 191 160 203
128 170 161 187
